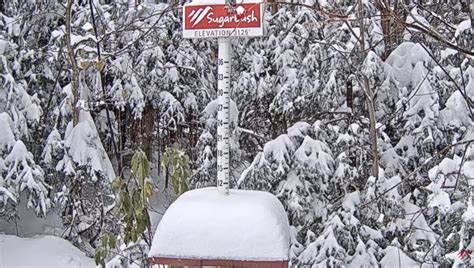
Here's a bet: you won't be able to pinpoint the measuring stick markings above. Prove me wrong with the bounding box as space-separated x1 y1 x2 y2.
217 38 231 195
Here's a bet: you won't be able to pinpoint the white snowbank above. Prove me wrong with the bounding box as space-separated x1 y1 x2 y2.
0 234 95 268
149 187 290 261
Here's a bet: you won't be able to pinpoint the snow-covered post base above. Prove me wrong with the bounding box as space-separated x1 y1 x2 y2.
217 38 231 195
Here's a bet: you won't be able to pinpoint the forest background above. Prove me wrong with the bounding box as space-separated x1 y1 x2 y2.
0 0 473 266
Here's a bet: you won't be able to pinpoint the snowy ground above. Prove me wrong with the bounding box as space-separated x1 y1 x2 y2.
0 164 173 268
0 193 63 237
0 234 95 268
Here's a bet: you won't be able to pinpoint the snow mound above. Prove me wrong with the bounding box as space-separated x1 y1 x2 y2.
385 42 431 87
380 246 418 267
0 234 95 268
149 187 290 261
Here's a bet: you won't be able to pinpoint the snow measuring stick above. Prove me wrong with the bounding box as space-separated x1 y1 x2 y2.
217 38 231 194
183 0 265 194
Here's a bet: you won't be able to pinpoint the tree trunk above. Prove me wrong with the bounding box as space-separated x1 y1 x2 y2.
131 101 155 160
65 0 80 126
375 0 392 60
142 101 155 161
271 0 278 15
359 0 379 179
365 78 379 179
346 79 353 111
128 0 141 9
470 1 473 51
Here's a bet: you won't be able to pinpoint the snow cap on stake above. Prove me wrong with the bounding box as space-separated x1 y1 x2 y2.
148 187 290 266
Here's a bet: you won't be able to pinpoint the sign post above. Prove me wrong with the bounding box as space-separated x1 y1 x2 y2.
183 0 264 195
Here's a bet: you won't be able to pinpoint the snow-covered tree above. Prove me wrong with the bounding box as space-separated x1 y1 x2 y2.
0 21 50 218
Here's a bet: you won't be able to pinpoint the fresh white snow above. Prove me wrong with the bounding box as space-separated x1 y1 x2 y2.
202 98 239 129
0 234 95 268
380 245 418 267
385 41 431 88
455 19 471 37
149 187 290 261
0 40 8 55
0 113 15 153
82 22 93 32
57 110 115 181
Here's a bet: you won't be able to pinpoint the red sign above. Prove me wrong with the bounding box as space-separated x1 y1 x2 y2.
182 2 264 39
